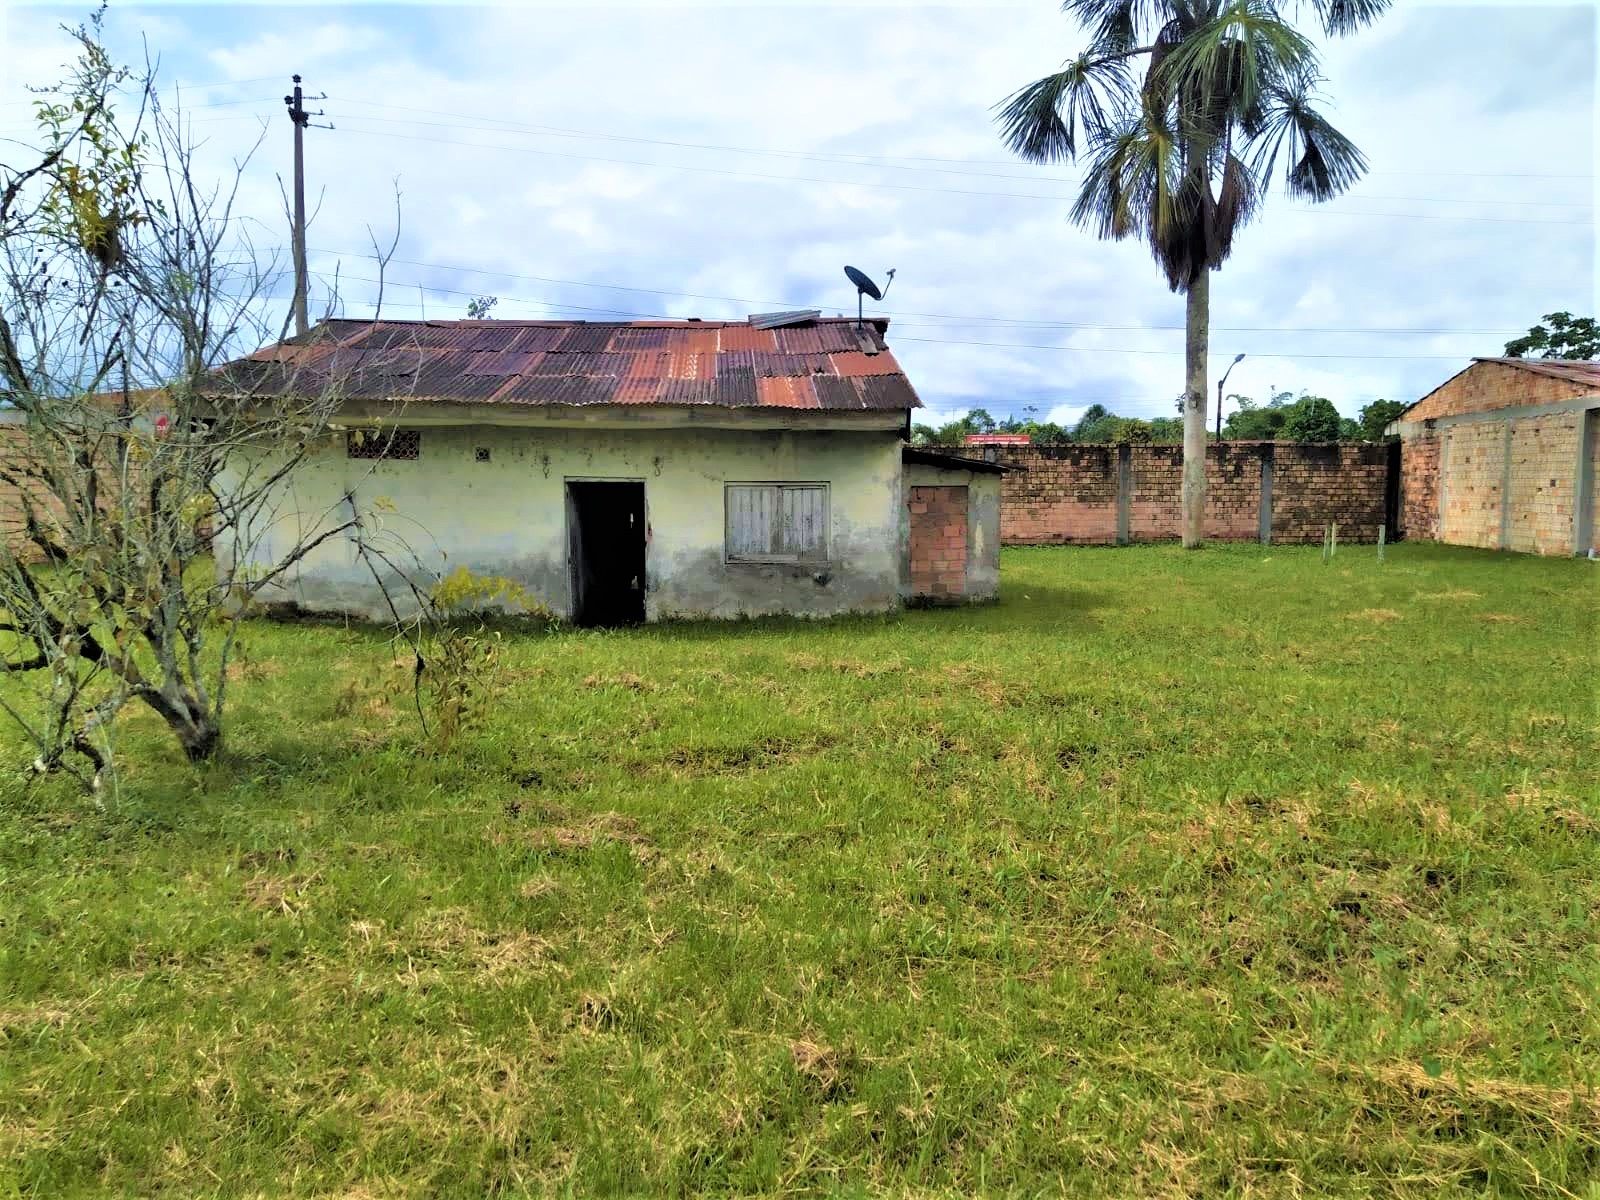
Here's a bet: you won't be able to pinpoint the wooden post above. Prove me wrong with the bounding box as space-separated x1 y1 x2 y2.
1331 522 1338 558
1322 524 1331 564
1378 523 1386 563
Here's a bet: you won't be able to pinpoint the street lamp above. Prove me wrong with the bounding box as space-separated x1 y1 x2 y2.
1216 353 1246 440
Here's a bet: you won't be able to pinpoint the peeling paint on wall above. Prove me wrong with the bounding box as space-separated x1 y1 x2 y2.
221 424 906 621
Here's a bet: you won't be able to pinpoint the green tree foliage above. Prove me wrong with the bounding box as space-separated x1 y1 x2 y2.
910 405 1183 447
912 405 1072 446
1503 312 1599 361
1357 398 1406 440
1222 392 1292 440
1281 395 1342 442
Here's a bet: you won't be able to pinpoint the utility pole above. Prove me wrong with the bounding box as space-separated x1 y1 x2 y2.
284 75 330 338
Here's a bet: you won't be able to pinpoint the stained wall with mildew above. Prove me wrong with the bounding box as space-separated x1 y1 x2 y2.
899 463 1001 603
220 419 906 621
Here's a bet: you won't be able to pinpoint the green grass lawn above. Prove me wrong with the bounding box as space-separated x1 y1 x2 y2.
1 543 1596 1197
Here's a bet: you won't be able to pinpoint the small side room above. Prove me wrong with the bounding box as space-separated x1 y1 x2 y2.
899 446 1012 605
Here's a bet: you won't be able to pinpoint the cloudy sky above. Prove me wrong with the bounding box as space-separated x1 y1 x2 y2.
1 1 1592 427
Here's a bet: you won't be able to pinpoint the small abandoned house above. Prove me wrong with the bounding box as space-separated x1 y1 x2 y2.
217 315 1002 623
1393 357 1600 556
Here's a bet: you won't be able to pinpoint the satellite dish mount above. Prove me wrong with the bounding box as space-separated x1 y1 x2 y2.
844 265 896 330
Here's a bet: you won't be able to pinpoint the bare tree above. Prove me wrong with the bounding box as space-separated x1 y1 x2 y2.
0 15 427 789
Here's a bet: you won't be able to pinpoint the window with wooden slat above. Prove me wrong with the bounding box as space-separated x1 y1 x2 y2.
725 483 829 563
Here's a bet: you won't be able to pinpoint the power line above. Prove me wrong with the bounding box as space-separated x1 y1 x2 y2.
325 95 1596 184
313 270 1487 362
307 246 1529 336
316 124 1594 227
318 107 1588 209
892 334 1471 361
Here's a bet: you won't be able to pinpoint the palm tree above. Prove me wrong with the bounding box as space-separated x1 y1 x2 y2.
997 0 1387 547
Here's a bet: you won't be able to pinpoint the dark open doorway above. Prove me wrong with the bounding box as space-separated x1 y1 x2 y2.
566 481 647 627
1383 440 1403 540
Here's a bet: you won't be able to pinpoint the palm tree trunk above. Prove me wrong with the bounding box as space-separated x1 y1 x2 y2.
1181 266 1210 549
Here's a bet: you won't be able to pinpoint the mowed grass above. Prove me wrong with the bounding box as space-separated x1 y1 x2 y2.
0 543 1596 1198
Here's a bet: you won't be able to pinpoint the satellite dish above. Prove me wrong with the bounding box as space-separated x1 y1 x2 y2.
843 265 897 328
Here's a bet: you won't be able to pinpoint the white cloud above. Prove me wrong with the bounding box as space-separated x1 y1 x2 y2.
0 3 1590 420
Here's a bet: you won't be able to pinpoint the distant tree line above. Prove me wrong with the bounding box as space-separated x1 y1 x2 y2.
912 395 1408 448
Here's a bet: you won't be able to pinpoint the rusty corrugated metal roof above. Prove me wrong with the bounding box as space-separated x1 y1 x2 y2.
1470 357 1600 389
222 316 920 411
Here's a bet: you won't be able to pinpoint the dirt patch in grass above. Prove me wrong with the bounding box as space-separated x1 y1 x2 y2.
657 734 834 778
1345 608 1403 623
390 907 556 979
790 1039 850 1096
521 811 657 863
583 672 652 692
243 873 319 915
1476 612 1524 624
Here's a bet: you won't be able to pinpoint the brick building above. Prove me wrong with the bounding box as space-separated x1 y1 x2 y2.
1392 358 1600 556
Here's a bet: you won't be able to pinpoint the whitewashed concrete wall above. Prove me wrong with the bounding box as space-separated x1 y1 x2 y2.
898 462 1001 602
223 422 905 621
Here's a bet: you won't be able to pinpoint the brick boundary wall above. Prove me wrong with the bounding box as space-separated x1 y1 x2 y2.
993 441 1391 546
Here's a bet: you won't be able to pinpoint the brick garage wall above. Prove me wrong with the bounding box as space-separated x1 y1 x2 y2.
1407 359 1592 421
1270 443 1389 542
1507 411 1581 554
1439 420 1506 549
998 444 1119 544
908 484 969 598
994 442 1386 545
1397 360 1600 556
1589 411 1600 555
1400 429 1440 542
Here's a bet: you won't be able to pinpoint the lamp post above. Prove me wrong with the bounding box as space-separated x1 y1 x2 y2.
1216 353 1246 440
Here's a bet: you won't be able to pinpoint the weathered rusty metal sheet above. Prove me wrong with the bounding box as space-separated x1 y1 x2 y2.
665 348 716 382
526 351 631 378
716 325 780 352
855 375 920 409
829 351 902 378
214 317 918 410
748 351 831 377
774 324 828 354
609 326 676 351
811 376 859 410
811 322 868 353
711 367 758 407
557 324 626 353
756 375 820 408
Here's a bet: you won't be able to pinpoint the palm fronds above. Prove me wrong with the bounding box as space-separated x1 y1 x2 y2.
1248 67 1368 199
995 54 1134 163
1305 0 1391 36
997 0 1376 281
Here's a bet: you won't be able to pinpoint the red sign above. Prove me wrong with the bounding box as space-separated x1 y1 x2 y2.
963 433 1030 446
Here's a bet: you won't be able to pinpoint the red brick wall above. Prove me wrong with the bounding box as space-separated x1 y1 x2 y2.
1407 360 1591 422
908 485 969 598
999 445 1119 544
994 442 1387 545
1270 443 1389 542
1400 429 1440 542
